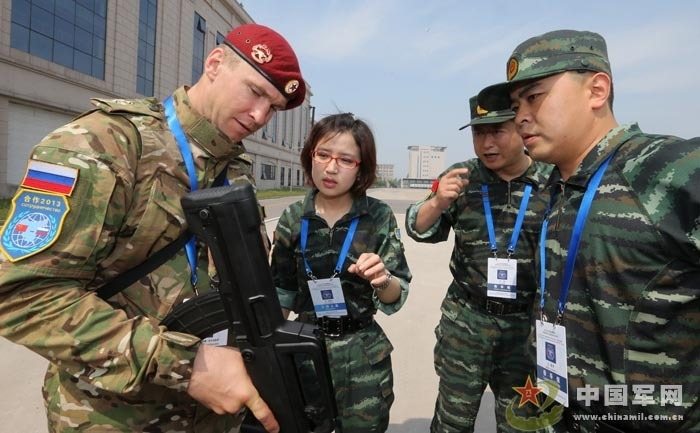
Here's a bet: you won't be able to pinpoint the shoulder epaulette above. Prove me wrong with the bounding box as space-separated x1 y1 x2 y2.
89 97 164 119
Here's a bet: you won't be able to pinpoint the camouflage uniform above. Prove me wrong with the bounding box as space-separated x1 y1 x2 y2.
271 189 411 433
0 87 254 432
476 29 700 433
405 159 551 433
538 124 700 433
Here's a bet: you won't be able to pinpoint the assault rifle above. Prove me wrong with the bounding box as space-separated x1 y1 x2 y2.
162 183 336 433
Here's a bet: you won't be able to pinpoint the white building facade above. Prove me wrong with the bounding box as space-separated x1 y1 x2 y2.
407 145 446 179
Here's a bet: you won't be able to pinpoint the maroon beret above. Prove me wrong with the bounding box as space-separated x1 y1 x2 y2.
223 24 306 110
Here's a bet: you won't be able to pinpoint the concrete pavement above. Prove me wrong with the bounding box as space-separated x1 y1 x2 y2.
0 188 498 433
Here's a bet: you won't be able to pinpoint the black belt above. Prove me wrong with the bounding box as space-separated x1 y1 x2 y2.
563 410 631 433
461 291 530 315
315 315 374 338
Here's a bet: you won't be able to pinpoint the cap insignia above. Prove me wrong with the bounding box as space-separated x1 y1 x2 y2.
251 44 272 64
285 80 300 95
476 105 489 116
507 57 519 81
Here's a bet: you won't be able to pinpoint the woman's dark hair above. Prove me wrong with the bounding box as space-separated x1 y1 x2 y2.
300 113 377 196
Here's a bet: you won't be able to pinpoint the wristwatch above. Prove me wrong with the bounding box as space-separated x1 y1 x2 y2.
372 272 393 292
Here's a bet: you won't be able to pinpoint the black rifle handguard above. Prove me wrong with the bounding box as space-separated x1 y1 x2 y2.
162 184 336 433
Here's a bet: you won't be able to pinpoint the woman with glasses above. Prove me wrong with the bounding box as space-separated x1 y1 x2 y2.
271 113 412 432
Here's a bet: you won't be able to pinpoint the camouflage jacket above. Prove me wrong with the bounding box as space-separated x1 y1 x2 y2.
0 87 255 431
271 189 411 318
405 159 551 309
539 124 700 431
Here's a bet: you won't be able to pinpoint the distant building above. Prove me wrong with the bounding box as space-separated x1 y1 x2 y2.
407 146 446 179
376 164 394 180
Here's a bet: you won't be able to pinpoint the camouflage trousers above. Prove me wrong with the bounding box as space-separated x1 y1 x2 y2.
325 320 395 433
431 295 540 433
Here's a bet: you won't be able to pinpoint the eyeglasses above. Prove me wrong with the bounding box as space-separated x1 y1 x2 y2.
312 150 361 169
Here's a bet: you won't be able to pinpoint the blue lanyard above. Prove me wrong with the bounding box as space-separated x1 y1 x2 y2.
164 96 199 287
539 153 615 322
300 217 359 279
481 183 533 256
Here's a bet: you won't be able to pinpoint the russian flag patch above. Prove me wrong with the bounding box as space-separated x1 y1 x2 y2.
21 161 78 196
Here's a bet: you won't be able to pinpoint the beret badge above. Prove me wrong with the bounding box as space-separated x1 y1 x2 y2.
285 80 300 95
251 44 272 64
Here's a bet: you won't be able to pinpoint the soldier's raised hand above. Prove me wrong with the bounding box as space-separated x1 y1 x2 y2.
433 168 469 210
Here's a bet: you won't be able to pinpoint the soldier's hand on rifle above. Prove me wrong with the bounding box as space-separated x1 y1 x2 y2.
187 344 280 433
433 168 469 210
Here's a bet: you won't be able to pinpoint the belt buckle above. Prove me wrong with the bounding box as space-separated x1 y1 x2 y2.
321 317 344 338
485 299 506 315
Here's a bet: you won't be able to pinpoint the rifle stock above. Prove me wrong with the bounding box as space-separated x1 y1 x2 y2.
162 184 336 433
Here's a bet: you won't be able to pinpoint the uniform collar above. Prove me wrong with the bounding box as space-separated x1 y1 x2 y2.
170 86 245 161
549 123 642 189
476 158 547 190
302 189 370 221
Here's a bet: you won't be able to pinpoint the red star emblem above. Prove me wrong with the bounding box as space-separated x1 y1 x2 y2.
512 375 542 408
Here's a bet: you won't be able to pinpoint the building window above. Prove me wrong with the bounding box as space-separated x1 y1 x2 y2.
136 0 157 96
280 167 285 186
261 163 276 180
216 31 225 45
192 12 206 83
296 169 300 186
264 112 277 143
11 0 107 79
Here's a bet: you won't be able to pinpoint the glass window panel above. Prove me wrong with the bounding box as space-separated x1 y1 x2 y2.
93 16 105 39
77 0 93 12
29 30 52 60
55 1 75 22
139 3 147 24
73 49 91 74
12 0 31 27
216 31 225 45
54 16 74 45
33 0 54 13
75 4 92 31
147 2 157 29
31 4 54 37
137 40 146 59
139 20 147 40
146 43 154 61
53 41 73 67
74 26 92 53
92 37 104 59
137 57 146 75
10 23 30 51
92 57 104 79
136 78 145 95
94 0 107 17
146 26 155 45
145 60 153 78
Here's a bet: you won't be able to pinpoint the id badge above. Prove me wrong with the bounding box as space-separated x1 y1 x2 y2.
308 277 348 317
536 320 569 407
487 257 517 299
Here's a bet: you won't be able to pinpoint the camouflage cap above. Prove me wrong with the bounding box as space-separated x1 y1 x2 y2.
478 29 611 101
458 91 515 130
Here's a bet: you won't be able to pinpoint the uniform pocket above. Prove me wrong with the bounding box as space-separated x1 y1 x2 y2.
116 173 189 318
360 328 394 402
